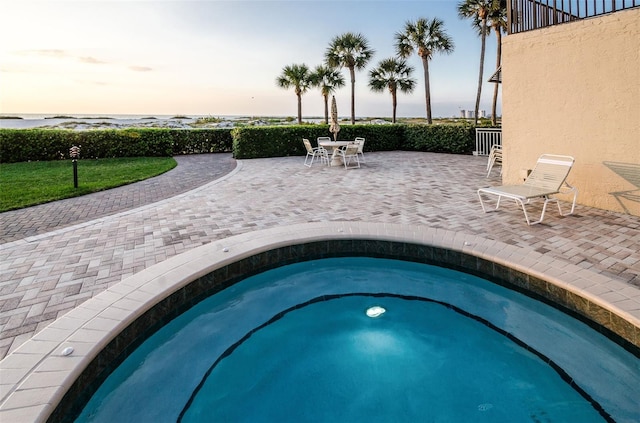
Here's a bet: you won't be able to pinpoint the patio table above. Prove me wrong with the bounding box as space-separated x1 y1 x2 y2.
319 141 351 166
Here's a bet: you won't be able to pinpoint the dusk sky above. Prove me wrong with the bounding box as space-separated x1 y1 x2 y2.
1 0 501 118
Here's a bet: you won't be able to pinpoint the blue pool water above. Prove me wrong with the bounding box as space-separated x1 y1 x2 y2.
76 258 640 422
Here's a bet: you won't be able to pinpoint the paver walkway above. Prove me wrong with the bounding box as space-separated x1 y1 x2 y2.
0 154 236 243
1 152 639 359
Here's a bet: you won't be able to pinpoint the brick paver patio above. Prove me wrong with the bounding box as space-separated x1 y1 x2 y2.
1 151 639 359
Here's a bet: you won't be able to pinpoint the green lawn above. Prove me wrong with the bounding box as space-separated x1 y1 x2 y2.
0 157 177 212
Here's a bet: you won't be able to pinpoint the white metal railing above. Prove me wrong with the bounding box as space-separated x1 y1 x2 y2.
509 0 639 34
475 128 502 156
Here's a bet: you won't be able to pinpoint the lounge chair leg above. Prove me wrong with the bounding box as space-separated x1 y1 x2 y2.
568 185 578 215
516 199 534 225
478 191 488 213
487 157 495 177
556 199 564 216
528 202 547 225
557 183 578 216
530 196 565 225
537 192 579 223
478 191 502 213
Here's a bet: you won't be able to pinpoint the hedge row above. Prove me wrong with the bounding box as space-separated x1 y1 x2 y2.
231 123 475 159
0 124 486 163
0 128 233 163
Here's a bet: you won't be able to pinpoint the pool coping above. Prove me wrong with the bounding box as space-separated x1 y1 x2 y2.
1 221 639 422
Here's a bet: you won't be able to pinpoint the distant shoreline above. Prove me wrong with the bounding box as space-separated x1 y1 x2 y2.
0 114 311 130
0 113 480 130
0 113 314 121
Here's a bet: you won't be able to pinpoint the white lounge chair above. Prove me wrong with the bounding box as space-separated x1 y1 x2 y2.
354 137 366 162
477 154 578 225
303 138 328 167
335 143 360 169
486 145 502 177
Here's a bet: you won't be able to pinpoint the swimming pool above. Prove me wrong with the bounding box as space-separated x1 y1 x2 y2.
75 257 640 422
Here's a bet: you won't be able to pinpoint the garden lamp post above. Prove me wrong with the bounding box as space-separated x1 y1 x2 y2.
69 145 81 188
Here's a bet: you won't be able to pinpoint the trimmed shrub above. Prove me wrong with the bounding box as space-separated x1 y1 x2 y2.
0 129 77 162
232 124 406 159
75 129 173 159
329 124 405 152
170 129 233 155
403 124 476 154
233 125 322 159
0 128 233 163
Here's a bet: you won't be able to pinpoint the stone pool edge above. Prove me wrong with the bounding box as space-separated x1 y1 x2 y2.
1 221 639 422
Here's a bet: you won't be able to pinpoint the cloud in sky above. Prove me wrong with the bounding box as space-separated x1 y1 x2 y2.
76 79 110 86
129 66 153 72
79 56 107 65
19 49 68 58
16 49 105 64
0 1 502 117
14 48 147 68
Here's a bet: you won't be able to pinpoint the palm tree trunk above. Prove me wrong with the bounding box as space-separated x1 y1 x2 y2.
474 18 487 125
491 28 502 126
391 89 398 123
323 94 329 124
349 66 356 125
422 56 432 124
297 93 302 124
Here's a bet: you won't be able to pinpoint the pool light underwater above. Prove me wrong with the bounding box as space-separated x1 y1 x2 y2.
366 306 386 318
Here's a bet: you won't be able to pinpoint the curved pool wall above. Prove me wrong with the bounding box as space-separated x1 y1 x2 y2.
0 222 638 422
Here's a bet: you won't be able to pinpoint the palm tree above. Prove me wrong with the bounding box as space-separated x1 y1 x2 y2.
458 0 493 125
310 65 345 124
368 58 416 123
395 18 454 124
276 64 312 124
488 1 507 125
325 32 375 125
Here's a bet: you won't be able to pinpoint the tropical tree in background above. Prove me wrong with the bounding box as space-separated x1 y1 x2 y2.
368 58 416 123
458 0 493 125
395 17 454 124
325 32 375 124
276 63 313 124
488 0 507 125
310 65 345 124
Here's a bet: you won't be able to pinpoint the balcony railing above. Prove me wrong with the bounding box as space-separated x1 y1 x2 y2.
509 0 639 33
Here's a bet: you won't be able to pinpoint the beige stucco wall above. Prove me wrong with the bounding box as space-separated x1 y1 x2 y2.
502 8 640 216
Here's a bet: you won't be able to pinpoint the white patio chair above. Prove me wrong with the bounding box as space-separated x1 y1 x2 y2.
303 138 328 167
317 136 331 148
354 137 366 162
335 143 360 169
477 154 578 225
